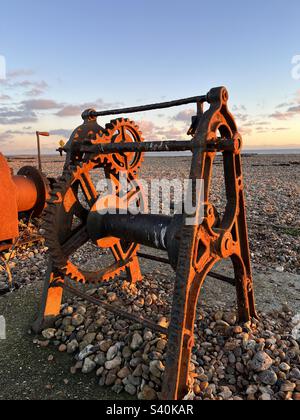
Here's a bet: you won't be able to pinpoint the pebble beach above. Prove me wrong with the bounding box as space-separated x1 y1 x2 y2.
0 152 299 400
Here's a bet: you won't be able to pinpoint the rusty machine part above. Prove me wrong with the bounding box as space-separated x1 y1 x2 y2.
0 153 50 250
34 87 257 400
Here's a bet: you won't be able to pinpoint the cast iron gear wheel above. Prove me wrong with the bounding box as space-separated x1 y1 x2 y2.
42 161 145 284
92 118 144 176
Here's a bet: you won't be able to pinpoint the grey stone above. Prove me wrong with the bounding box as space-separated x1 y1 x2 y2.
106 372 117 386
125 384 136 396
105 356 122 370
279 363 290 373
67 339 79 354
94 352 106 366
290 368 300 380
72 313 85 327
117 366 131 379
112 384 124 395
250 352 273 372
130 333 143 351
149 360 164 378
42 328 56 340
106 344 119 361
138 385 157 400
259 370 278 386
280 381 296 392
219 386 233 399
82 357 96 374
128 374 141 387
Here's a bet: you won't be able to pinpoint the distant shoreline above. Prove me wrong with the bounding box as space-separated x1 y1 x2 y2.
6 148 300 159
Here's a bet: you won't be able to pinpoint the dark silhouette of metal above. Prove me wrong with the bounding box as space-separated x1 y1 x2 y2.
34 86 257 400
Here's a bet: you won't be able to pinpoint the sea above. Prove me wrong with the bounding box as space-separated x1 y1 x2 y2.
6 148 300 159
145 149 300 157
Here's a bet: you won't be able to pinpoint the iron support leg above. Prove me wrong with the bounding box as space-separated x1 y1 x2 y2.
32 260 64 333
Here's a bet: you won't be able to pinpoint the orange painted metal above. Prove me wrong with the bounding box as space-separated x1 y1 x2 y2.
44 273 64 318
35 87 257 400
0 154 19 242
0 153 49 246
13 176 38 212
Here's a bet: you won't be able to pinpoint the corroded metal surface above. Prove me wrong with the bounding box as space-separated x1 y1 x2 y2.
0 153 49 246
36 87 257 400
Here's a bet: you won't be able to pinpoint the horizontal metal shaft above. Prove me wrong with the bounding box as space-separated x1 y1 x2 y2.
88 213 182 270
62 282 168 335
80 138 238 157
206 271 236 286
84 96 207 119
88 213 176 251
81 140 193 155
137 252 236 286
137 252 171 264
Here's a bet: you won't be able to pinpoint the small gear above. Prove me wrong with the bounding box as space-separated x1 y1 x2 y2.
92 118 144 177
42 161 145 284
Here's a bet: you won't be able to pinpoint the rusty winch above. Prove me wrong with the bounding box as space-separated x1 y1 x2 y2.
33 86 257 400
0 153 49 251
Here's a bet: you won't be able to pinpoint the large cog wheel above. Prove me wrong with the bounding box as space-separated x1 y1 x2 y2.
92 118 144 177
42 161 145 284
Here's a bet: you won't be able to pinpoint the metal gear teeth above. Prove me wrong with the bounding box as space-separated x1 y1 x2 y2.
42 162 139 286
103 118 144 177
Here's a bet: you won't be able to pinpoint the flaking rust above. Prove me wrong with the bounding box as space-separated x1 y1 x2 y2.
0 153 50 251
34 86 257 400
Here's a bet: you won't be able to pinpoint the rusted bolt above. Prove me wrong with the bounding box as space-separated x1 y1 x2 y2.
218 232 234 258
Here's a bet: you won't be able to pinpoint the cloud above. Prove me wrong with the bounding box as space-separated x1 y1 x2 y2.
239 126 252 136
0 74 49 95
232 104 247 112
269 108 300 120
137 121 157 138
50 129 72 138
275 102 294 109
270 90 300 120
0 94 11 101
7 69 35 78
137 120 185 140
17 80 48 89
239 119 272 136
156 126 183 139
56 105 82 117
287 105 300 114
230 105 249 125
235 113 249 123
172 109 195 123
25 88 46 97
0 98 64 125
269 111 290 120
243 120 270 127
0 98 62 125
0 129 33 143
272 127 289 132
0 94 124 129
0 131 14 143
56 99 123 118
0 106 38 125
22 99 63 110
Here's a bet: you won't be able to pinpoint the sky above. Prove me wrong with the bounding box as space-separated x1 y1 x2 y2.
0 0 300 154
